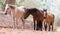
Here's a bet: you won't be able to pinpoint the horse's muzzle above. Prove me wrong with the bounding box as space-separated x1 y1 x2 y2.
5 12 7 15
44 16 46 19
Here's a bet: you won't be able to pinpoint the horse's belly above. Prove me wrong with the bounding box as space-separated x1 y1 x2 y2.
14 11 24 19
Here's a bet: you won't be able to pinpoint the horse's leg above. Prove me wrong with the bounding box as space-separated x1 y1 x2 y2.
47 23 49 31
44 23 47 31
37 21 42 31
42 22 44 31
33 19 36 30
50 22 53 31
52 23 53 31
42 19 45 31
41 22 42 31
15 18 18 29
34 20 37 30
36 20 39 30
13 17 16 29
39 21 42 31
46 23 48 31
21 18 25 29
49 24 50 31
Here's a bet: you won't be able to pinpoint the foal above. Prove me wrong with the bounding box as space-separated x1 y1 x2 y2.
5 4 25 29
44 12 55 31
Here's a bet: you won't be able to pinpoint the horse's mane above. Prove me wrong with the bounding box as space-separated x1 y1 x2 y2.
39 9 44 14
8 4 16 9
28 8 39 13
8 4 16 7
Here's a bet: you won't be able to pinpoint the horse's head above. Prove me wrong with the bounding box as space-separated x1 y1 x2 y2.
24 8 40 18
24 8 31 19
5 4 15 15
43 9 47 18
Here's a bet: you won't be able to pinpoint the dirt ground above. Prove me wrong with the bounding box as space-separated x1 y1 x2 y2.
0 11 59 34
0 28 60 34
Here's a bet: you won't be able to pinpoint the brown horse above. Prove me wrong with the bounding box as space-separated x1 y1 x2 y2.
4 4 26 29
24 8 47 30
44 12 55 31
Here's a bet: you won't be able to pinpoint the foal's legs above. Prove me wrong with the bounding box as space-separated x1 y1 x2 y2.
50 22 53 31
47 24 49 31
52 23 53 31
44 23 47 31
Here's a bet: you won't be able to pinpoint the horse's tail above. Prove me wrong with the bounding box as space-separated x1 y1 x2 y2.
52 14 55 24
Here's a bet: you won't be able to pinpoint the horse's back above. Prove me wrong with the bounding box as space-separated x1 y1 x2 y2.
14 6 25 18
16 6 25 13
28 8 39 13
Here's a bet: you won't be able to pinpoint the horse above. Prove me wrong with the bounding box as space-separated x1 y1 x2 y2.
24 8 47 31
4 4 26 29
44 12 55 31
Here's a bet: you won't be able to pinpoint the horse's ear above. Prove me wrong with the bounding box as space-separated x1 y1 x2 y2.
9 6 15 9
43 9 47 12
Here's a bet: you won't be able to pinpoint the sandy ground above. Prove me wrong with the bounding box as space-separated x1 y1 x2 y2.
0 11 60 34
0 28 60 34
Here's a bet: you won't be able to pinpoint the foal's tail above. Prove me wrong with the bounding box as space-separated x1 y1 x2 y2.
52 14 55 24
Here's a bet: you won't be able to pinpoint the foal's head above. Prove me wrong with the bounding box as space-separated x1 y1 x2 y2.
5 4 15 15
43 9 47 18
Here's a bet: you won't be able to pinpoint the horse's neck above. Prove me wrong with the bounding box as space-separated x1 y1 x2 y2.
11 9 16 16
36 11 44 18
